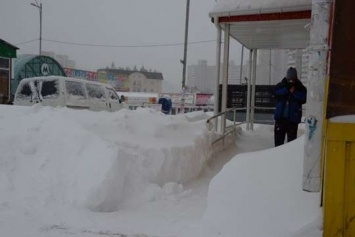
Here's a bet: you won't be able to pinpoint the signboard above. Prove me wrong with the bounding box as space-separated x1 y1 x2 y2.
195 94 213 106
64 68 130 91
143 103 162 111
41 63 49 75
159 93 195 106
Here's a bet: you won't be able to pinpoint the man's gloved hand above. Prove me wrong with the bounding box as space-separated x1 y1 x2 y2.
289 85 295 93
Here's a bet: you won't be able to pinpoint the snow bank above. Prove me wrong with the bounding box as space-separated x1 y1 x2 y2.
200 136 322 237
0 105 216 212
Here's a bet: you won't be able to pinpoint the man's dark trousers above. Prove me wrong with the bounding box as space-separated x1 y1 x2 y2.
274 119 298 147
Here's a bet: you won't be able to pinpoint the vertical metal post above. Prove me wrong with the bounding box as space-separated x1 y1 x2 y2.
233 109 236 138
246 49 253 130
31 2 42 55
268 49 272 84
240 46 244 84
181 0 190 89
214 17 222 131
221 24 230 133
179 0 190 114
39 3 42 55
251 49 257 130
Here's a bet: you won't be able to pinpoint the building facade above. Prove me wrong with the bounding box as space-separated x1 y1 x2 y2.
97 68 163 93
187 60 215 93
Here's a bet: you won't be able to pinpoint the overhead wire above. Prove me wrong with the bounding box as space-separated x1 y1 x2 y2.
16 39 39 45
15 38 216 48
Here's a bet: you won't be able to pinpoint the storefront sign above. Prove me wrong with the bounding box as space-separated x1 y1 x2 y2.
159 93 195 106
64 68 130 91
195 94 213 106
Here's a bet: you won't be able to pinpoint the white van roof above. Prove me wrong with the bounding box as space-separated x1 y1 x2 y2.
19 76 114 88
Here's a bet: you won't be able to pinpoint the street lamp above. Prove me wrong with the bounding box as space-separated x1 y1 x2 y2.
30 1 42 55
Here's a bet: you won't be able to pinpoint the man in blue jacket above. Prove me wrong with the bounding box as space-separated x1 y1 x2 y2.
273 67 307 147
158 96 172 114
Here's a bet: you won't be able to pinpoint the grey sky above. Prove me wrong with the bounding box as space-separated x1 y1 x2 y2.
1 0 241 90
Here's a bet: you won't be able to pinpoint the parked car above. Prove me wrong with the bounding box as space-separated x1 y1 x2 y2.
14 76 122 112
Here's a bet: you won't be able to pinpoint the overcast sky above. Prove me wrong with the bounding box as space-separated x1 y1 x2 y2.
1 0 242 90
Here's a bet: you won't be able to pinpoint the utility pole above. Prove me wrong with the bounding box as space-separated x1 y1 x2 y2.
181 0 190 89
31 1 42 55
180 0 190 113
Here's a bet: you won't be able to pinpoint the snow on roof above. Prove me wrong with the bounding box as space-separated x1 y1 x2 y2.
329 115 355 123
210 0 312 17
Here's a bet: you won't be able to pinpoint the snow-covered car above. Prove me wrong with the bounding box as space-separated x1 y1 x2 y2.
14 76 122 112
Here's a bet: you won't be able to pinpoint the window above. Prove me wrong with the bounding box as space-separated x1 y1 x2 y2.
16 79 59 101
86 84 105 100
41 80 59 99
65 81 86 100
16 82 33 100
0 58 9 69
107 88 119 101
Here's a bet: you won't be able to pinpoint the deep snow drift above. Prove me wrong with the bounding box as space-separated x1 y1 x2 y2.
0 104 322 236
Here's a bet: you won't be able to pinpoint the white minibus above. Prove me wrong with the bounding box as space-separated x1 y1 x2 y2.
14 76 122 112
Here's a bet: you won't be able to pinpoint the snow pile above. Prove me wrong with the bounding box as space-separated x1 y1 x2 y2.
0 104 324 237
199 136 322 237
0 105 216 212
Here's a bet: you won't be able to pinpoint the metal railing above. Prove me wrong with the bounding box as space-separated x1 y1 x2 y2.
206 106 305 144
205 106 307 145
206 108 246 145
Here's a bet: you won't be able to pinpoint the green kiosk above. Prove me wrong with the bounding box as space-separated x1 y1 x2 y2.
11 54 67 101
0 38 18 104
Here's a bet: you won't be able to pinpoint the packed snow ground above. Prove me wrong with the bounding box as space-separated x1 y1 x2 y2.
0 104 322 237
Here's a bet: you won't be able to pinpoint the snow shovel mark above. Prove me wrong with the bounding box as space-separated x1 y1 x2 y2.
40 224 77 235
41 224 171 237
81 230 168 237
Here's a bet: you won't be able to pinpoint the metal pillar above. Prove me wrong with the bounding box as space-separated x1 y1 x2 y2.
246 49 253 130
268 49 272 85
214 19 222 115
239 46 244 84
221 24 230 133
250 49 257 130
181 0 190 89
31 2 42 55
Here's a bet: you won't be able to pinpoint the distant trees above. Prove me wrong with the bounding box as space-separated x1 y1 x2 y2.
105 63 161 73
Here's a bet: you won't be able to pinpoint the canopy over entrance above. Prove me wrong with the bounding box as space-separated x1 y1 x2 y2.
209 0 331 194
208 0 313 131
209 0 312 49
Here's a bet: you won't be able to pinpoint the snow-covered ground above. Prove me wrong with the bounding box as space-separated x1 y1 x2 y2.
0 104 322 237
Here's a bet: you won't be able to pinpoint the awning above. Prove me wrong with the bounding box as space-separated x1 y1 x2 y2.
210 3 312 49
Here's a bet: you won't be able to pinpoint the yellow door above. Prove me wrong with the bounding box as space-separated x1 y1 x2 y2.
324 122 355 237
